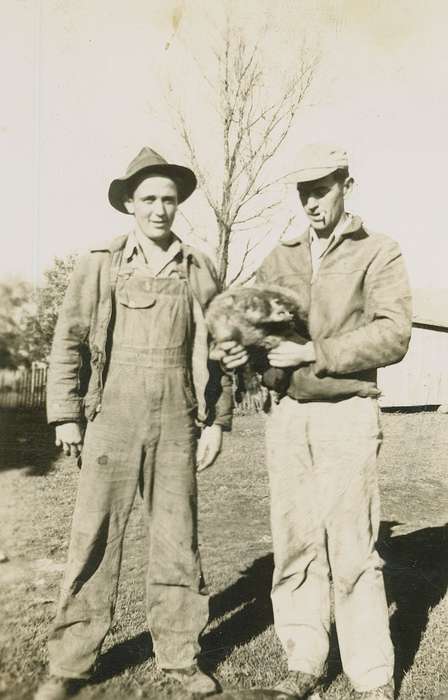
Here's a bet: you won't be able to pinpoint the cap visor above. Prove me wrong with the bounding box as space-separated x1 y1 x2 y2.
286 166 339 184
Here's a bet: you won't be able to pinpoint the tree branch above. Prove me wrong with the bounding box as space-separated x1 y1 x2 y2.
234 199 282 226
168 18 319 287
176 109 219 216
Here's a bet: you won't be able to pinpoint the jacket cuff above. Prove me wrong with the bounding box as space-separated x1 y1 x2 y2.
46 399 83 425
312 340 330 377
212 415 233 432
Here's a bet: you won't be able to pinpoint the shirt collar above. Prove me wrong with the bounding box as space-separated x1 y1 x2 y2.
90 231 201 268
310 212 351 248
123 230 138 261
124 230 182 264
281 213 364 247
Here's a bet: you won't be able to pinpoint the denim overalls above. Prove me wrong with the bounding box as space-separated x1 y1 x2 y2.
48 264 209 678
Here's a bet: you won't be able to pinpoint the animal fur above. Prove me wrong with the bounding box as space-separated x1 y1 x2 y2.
206 284 309 396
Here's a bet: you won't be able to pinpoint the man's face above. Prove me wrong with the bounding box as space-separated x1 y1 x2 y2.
297 172 352 236
125 175 178 242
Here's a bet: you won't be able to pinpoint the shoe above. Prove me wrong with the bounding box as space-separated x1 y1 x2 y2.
34 676 82 700
163 664 220 696
274 670 323 699
354 681 395 699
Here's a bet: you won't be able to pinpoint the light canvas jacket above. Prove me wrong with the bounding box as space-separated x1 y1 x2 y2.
47 234 233 429
256 215 412 401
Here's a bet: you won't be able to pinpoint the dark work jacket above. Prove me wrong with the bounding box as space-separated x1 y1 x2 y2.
46 234 233 428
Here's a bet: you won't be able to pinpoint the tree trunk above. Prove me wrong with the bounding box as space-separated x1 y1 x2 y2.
216 223 231 289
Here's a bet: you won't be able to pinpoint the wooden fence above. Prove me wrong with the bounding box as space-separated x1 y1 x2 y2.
0 366 48 410
0 365 265 415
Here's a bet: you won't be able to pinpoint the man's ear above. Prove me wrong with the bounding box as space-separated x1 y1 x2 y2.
343 176 354 197
124 198 135 214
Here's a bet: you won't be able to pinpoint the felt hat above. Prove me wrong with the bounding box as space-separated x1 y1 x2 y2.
108 147 197 213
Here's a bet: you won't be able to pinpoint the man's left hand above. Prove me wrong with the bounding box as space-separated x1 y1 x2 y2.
268 341 316 368
196 424 223 472
210 340 249 370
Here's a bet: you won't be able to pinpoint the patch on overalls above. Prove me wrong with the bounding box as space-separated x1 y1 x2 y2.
97 455 108 465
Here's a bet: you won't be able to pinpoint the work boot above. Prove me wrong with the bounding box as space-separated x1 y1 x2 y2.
34 676 83 700
163 664 220 696
274 670 323 698
354 681 395 699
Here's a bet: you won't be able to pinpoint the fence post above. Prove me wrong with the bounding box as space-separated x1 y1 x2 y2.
0 366 48 410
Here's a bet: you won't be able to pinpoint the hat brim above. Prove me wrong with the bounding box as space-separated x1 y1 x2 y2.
108 163 197 213
287 165 340 185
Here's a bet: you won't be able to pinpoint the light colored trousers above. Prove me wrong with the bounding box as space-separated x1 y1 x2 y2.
265 395 394 692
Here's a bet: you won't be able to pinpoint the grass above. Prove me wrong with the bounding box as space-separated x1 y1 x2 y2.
0 408 447 699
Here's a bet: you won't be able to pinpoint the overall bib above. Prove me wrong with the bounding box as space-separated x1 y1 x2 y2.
48 266 209 678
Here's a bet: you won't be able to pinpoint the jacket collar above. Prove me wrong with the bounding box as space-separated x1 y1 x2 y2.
90 232 201 266
280 214 366 247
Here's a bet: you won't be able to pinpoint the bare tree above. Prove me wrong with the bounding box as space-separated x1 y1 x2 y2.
172 19 318 286
227 214 297 287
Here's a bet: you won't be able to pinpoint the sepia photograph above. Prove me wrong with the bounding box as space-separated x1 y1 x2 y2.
1 1 447 699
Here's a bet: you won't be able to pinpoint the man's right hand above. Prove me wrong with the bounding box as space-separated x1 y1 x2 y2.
55 422 84 457
210 340 249 370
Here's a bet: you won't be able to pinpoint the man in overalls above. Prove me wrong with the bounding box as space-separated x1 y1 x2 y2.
35 148 233 699
219 144 412 699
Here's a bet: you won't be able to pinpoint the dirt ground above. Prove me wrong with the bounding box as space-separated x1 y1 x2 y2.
0 409 447 699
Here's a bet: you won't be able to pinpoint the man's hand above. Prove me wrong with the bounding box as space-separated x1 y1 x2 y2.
210 340 249 370
55 422 84 457
268 341 316 368
196 424 223 472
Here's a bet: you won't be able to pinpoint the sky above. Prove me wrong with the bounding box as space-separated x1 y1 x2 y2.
2 0 448 289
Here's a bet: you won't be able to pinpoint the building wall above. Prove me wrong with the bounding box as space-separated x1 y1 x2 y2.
378 325 448 407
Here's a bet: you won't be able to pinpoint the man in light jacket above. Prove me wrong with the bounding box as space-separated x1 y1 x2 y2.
220 144 412 700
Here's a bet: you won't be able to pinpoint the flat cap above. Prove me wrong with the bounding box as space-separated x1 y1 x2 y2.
291 143 349 183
